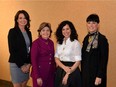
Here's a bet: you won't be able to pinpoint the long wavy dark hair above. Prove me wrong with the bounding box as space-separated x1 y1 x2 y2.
14 10 31 30
55 20 78 44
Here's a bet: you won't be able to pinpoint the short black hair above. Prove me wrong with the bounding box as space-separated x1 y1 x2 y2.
86 14 100 23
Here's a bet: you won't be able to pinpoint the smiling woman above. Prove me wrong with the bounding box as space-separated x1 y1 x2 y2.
81 14 109 87
55 20 81 87
31 22 56 87
17 14 28 30
7 10 32 87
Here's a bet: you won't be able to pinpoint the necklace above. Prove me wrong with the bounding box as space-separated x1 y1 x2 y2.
63 44 66 50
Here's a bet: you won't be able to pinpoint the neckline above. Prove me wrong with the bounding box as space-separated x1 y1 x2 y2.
63 37 70 45
40 37 49 45
88 31 98 36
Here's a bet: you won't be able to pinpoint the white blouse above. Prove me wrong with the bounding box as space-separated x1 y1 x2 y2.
55 38 82 62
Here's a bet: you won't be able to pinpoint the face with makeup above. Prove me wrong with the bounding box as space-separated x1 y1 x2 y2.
17 13 27 27
62 24 71 39
40 26 51 39
86 21 99 34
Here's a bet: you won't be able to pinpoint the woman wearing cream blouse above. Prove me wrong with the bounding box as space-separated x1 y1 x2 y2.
55 20 82 87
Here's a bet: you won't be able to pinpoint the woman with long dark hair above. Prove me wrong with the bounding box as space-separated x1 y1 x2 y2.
8 10 32 87
55 20 81 87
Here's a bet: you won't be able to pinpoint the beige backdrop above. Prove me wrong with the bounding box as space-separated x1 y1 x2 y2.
0 0 116 86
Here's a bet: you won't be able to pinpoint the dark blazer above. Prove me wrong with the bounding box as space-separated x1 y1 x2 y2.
8 27 32 68
81 32 109 87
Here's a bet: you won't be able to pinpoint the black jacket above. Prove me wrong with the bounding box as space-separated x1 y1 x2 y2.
8 27 32 68
81 32 109 87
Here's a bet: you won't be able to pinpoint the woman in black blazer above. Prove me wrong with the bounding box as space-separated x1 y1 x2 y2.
8 10 32 87
81 14 109 87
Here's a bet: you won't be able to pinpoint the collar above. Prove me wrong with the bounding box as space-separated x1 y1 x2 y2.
63 37 70 44
88 31 98 36
40 37 49 42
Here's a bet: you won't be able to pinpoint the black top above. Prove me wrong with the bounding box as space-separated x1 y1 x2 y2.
8 27 32 68
81 32 109 87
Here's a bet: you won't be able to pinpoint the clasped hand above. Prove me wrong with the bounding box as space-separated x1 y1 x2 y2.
64 66 72 74
21 64 31 73
62 66 72 85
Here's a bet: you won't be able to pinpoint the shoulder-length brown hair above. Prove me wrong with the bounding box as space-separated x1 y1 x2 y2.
14 10 31 30
37 22 52 37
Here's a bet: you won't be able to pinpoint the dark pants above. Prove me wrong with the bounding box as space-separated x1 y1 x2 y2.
55 61 82 87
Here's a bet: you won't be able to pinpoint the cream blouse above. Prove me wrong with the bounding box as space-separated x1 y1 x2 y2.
55 38 81 62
